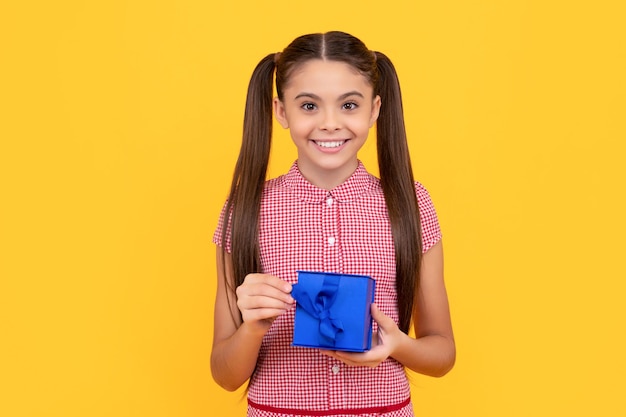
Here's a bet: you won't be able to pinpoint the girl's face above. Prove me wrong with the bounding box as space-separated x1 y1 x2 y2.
274 59 381 190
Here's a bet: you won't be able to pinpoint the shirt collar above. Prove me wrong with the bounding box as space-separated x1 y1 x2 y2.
284 160 375 204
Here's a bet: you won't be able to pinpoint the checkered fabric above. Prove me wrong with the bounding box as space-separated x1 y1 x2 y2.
213 161 442 417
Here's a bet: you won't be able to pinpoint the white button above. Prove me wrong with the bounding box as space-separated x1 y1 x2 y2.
328 237 335 246
331 364 340 374
326 197 333 206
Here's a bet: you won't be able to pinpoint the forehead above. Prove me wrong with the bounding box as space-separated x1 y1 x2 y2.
283 59 374 95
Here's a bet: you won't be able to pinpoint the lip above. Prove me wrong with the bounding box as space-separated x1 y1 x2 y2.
310 139 349 154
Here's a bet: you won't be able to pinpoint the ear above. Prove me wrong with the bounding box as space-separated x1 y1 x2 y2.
273 97 289 129
369 95 381 128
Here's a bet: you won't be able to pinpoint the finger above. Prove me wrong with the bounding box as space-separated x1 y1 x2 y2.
238 281 294 305
245 273 292 294
333 351 380 368
318 350 338 359
242 307 289 323
320 350 358 365
237 292 294 311
319 350 365 367
371 303 396 331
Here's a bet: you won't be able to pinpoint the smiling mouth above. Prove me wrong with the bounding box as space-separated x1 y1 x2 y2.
313 140 346 148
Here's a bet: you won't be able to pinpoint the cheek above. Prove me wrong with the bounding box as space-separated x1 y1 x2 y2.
288 123 311 140
289 117 317 135
351 119 374 136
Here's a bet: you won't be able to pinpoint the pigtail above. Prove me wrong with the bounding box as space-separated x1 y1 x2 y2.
374 51 423 333
222 53 276 299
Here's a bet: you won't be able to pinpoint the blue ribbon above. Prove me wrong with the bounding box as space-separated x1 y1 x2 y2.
292 274 344 346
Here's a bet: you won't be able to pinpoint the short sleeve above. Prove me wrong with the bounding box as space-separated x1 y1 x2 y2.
212 200 232 253
415 182 442 252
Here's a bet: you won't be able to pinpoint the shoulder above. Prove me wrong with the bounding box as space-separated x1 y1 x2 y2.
414 181 434 204
259 173 301 211
263 162 300 195
414 181 442 251
413 180 437 215
358 168 384 195
264 174 286 189
262 173 291 196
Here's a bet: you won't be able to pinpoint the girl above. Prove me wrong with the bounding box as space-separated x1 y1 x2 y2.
211 31 455 417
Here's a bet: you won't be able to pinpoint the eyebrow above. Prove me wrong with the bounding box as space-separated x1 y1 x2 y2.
294 91 365 101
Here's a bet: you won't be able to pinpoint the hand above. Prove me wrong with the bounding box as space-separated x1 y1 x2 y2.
236 273 294 336
319 304 404 367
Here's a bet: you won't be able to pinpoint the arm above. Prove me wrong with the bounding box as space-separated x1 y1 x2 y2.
210 247 294 391
395 239 456 375
321 240 455 377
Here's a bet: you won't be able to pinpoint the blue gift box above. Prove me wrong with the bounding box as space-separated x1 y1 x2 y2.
291 271 375 352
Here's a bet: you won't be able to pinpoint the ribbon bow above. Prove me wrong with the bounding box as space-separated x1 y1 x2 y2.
291 274 344 346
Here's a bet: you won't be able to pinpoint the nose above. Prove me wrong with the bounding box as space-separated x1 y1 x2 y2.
319 109 341 131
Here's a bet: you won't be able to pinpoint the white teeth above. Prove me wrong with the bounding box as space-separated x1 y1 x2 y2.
315 141 345 148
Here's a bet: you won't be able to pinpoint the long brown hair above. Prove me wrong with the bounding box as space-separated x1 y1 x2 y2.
221 31 422 333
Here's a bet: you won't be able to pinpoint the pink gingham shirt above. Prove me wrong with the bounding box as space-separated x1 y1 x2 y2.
214 161 442 417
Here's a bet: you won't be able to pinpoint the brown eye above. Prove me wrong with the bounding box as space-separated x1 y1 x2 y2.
301 103 317 111
342 102 358 110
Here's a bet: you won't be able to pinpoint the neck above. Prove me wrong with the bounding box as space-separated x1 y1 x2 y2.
296 160 359 190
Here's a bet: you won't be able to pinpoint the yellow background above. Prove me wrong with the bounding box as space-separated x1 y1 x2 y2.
1 1 625 416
